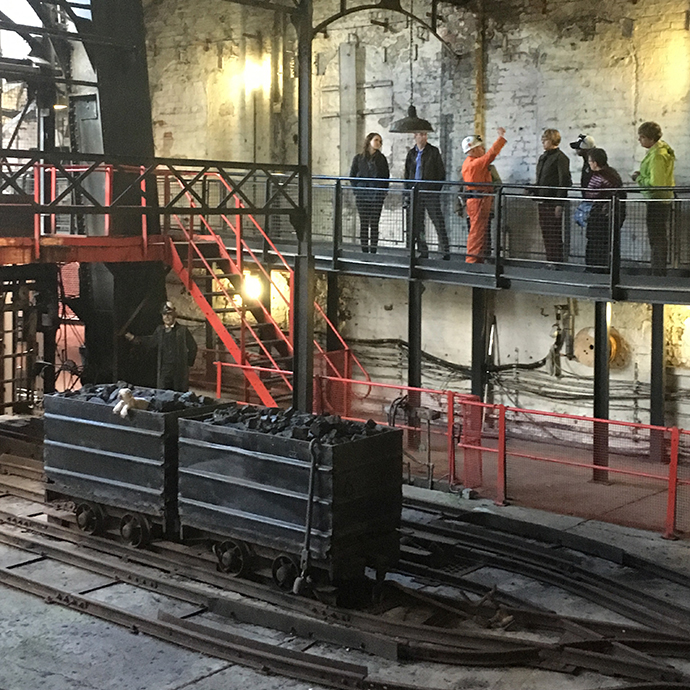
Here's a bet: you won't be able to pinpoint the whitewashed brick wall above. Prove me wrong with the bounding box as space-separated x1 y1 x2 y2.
141 0 690 425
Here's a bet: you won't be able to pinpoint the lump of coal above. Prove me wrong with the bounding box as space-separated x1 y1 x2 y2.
50 384 215 413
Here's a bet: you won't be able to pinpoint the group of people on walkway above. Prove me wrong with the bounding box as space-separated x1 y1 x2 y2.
348 120 676 271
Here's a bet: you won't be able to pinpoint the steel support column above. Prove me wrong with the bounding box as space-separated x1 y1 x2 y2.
408 280 423 450
326 273 341 353
90 0 156 160
593 301 610 481
408 281 423 391
650 302 666 462
471 288 490 398
292 0 314 412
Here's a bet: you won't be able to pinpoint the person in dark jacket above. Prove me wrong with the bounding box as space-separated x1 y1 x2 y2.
404 131 450 259
569 133 596 190
349 132 390 253
125 301 198 391
583 148 625 268
536 128 572 263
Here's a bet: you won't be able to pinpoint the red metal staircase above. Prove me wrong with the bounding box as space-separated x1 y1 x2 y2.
167 185 370 407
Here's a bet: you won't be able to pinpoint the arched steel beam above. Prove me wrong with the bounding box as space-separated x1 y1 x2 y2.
312 0 469 57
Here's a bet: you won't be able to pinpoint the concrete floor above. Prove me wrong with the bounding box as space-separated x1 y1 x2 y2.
2 486 690 690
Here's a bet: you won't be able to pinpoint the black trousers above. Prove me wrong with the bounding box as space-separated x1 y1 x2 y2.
355 191 385 252
647 202 671 273
411 192 450 257
538 202 564 263
585 212 610 267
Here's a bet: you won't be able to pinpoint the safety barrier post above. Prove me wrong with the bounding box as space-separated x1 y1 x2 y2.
332 180 342 268
495 404 507 505
610 195 621 298
664 426 679 540
263 177 272 263
235 194 242 272
447 390 456 485
494 186 503 282
104 165 112 235
409 185 419 269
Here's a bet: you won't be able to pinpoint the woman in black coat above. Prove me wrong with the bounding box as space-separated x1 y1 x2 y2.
349 132 390 253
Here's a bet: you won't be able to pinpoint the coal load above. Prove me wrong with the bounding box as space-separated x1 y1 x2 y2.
209 403 382 445
56 383 214 413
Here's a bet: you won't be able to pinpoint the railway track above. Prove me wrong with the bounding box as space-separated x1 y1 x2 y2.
399 506 690 636
2 426 690 689
1 488 690 689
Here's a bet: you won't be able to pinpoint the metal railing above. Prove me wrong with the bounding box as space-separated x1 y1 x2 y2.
309 177 685 268
212 359 689 539
3 148 690 297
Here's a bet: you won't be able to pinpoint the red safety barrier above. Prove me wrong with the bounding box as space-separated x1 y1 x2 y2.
456 399 682 539
211 361 689 539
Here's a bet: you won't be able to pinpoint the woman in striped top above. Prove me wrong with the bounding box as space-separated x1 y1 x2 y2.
584 148 625 268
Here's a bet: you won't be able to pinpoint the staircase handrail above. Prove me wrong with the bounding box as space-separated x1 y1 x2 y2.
220 209 348 381
167 238 278 406
217 185 372 387
169 179 294 356
171 218 293 390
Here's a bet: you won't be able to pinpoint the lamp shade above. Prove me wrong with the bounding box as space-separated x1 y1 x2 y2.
389 105 434 133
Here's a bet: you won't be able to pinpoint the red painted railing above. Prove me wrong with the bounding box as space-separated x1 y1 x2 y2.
214 359 686 540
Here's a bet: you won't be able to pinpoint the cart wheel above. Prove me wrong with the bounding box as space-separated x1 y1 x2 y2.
119 513 151 548
271 554 300 592
213 540 250 577
75 502 104 536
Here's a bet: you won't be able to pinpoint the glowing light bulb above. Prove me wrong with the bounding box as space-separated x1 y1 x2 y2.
244 273 263 300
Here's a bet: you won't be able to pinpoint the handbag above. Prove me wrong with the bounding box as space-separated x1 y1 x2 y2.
574 201 593 228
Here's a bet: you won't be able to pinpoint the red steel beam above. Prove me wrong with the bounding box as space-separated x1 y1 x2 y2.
0 236 166 265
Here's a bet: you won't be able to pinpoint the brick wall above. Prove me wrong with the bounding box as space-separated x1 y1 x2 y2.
143 0 690 183
140 0 690 425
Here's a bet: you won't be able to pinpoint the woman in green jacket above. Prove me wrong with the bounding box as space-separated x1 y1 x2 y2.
633 121 675 274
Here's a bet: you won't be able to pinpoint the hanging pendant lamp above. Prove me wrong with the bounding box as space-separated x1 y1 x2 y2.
389 104 434 133
389 3 433 134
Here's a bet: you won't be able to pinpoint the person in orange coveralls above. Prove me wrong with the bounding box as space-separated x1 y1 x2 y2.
460 127 507 263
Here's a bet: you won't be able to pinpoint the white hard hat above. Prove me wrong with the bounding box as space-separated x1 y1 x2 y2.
462 135 483 154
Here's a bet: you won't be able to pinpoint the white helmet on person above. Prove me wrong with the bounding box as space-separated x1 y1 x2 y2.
462 135 483 154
